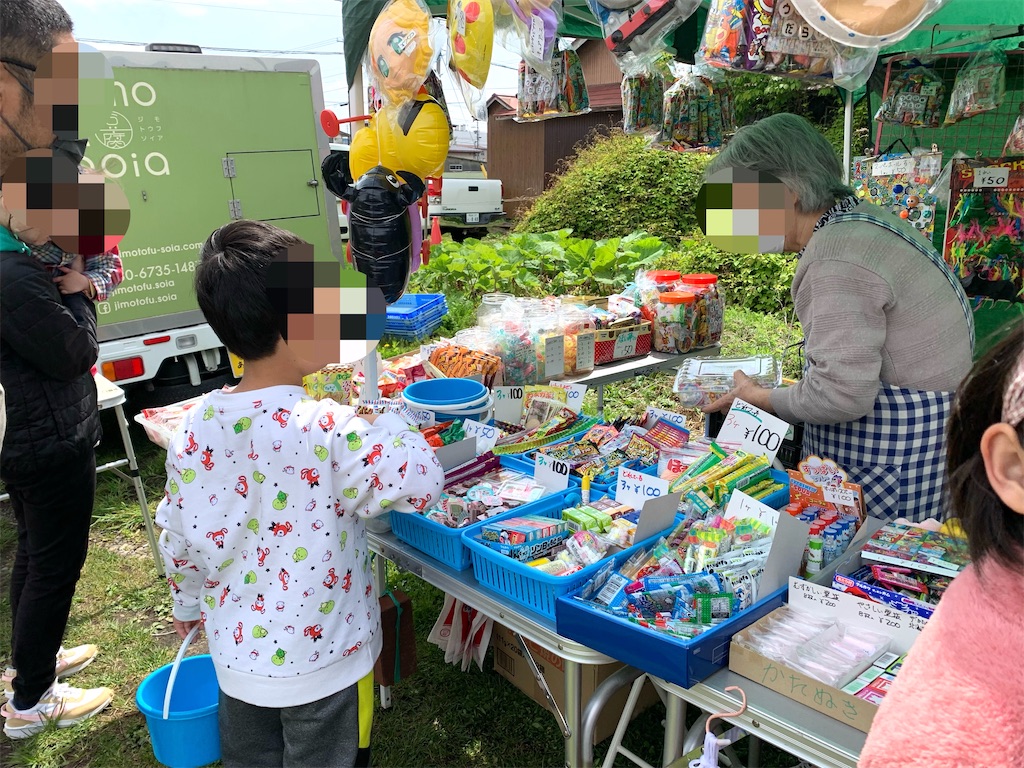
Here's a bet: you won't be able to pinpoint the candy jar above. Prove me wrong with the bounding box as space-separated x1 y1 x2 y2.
477 292 514 326
562 306 596 376
527 305 564 382
679 273 724 348
653 291 695 353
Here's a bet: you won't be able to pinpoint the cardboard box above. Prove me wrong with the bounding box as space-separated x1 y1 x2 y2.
729 578 925 733
490 624 660 744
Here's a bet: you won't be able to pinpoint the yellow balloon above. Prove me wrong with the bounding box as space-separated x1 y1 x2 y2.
349 119 386 180
449 0 494 89
368 0 433 107
376 95 450 180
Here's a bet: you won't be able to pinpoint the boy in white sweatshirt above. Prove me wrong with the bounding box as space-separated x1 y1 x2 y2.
156 220 444 768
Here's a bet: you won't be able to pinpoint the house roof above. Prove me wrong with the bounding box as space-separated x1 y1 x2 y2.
487 83 621 121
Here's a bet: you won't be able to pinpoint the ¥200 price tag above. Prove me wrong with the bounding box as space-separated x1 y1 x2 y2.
535 453 570 493
461 419 498 454
973 167 1010 188
717 398 791 465
549 381 587 414
493 386 524 425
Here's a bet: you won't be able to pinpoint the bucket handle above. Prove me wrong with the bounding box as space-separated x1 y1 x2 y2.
163 624 202 720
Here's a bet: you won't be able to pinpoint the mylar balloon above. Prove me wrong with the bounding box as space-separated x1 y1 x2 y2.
368 0 433 108
449 0 494 89
377 94 450 181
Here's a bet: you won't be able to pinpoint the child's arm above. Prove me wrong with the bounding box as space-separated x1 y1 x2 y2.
336 412 446 518
81 248 123 302
155 453 206 623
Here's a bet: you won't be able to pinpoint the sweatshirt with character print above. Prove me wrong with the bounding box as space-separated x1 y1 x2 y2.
156 385 444 708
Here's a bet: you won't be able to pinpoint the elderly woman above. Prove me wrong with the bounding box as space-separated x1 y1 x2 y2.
705 113 974 521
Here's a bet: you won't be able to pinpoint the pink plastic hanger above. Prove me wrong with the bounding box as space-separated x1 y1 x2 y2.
689 686 749 768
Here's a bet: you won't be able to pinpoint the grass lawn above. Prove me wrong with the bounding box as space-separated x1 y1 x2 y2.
0 307 806 767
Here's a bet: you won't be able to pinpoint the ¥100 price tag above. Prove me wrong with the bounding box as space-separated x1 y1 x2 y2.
549 381 587 414
461 419 498 453
535 453 570 492
973 167 1010 188
717 398 792 465
823 485 859 508
493 386 524 425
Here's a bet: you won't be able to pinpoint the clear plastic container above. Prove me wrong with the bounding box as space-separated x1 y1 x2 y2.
527 306 564 382
653 291 696 354
679 273 725 349
674 355 781 409
485 298 539 386
637 269 683 322
477 293 514 326
562 306 596 376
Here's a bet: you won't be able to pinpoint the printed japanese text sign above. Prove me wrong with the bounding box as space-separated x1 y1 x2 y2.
717 399 791 464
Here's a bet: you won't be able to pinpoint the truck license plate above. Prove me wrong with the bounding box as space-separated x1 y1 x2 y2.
466 213 480 224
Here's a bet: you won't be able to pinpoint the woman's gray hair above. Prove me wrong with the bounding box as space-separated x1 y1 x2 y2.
705 113 854 214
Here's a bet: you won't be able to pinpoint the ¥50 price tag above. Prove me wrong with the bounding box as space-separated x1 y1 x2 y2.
717 398 791 465
550 381 587 414
493 386 524 425
536 453 570 493
973 167 1010 188
462 419 498 453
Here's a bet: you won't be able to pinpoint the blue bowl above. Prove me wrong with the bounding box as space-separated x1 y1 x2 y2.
402 378 488 407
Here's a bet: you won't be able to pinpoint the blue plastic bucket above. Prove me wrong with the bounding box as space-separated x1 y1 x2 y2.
402 378 487 406
136 628 220 768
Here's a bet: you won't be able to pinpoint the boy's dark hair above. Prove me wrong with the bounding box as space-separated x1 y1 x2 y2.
947 321 1024 569
195 220 305 362
0 0 74 97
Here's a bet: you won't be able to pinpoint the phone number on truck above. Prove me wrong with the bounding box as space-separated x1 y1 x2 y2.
122 261 197 281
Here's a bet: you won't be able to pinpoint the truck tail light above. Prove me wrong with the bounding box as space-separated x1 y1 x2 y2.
102 357 145 381
143 335 171 346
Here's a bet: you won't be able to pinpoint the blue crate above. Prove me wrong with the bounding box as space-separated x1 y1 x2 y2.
462 500 679 620
555 556 788 688
500 449 657 496
385 293 448 340
390 488 580 571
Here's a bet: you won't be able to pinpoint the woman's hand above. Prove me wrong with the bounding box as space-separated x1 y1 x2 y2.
702 371 776 414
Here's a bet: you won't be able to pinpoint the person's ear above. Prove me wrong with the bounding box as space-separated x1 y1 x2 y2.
980 423 1024 515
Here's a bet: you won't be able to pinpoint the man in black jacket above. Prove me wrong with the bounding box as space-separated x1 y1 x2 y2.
0 0 113 738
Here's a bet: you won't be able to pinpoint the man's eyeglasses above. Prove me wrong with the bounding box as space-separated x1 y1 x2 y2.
0 57 37 72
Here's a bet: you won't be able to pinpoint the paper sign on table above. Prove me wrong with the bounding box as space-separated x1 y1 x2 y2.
576 332 596 372
633 491 682 542
616 466 669 511
614 330 638 359
493 386 525 425
823 485 859 508
435 438 477 471
535 453 571 493
643 406 688 430
549 381 587 414
717 399 792 464
723 489 780 528
544 336 565 380
758 514 810 595
461 419 499 453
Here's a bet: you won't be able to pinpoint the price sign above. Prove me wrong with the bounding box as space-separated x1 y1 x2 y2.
823 485 859 508
717 399 792 465
973 167 1010 188
643 406 688 430
544 336 565 380
549 381 587 414
493 386 524 425
461 419 499 453
616 466 669 510
614 330 638 359
576 331 596 372
723 489 780 528
529 15 546 59
454 0 466 34
873 157 916 176
535 453 570 493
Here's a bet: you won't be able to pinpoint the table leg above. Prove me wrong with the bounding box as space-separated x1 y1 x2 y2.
596 385 605 421
115 404 164 576
564 658 584 768
373 554 392 710
662 693 686 768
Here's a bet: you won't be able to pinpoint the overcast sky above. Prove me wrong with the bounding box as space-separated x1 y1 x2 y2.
61 0 521 128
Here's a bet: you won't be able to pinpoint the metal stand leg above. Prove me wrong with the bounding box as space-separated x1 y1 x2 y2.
596 384 605 421
747 735 761 767
662 693 687 767
373 554 392 710
564 658 583 768
113 403 163 576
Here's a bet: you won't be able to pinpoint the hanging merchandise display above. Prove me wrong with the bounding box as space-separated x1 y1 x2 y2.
850 149 943 242
349 119 381 181
944 48 1007 125
497 0 563 75
944 158 1024 301
584 0 702 65
1006 105 1024 157
422 70 455 141
658 66 735 149
448 0 494 119
874 62 946 128
621 57 671 135
699 0 749 70
516 45 591 122
763 0 839 78
368 0 434 108
790 0 945 49
347 93 450 182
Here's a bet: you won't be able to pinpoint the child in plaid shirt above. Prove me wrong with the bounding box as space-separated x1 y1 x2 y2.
31 240 123 302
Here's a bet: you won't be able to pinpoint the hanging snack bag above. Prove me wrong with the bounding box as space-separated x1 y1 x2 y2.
516 46 591 122
763 0 834 78
743 0 775 72
497 0 563 75
621 59 669 135
875 64 945 128
1005 106 1024 157
945 48 1007 125
699 0 747 70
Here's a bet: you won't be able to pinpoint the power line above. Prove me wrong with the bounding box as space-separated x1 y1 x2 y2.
80 38 345 55
146 0 337 18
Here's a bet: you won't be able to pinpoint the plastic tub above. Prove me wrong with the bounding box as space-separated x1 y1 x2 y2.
402 378 488 407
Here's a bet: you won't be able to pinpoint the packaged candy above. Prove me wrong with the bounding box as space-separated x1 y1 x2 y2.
674 355 780 409
700 0 747 70
1005 105 1024 157
874 64 945 128
945 48 1007 125
621 61 668 135
516 47 591 122
763 0 834 78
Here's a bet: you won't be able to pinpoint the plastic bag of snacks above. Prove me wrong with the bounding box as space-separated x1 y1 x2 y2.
621 58 669 135
874 63 945 127
700 0 747 70
763 0 835 78
658 67 734 149
945 48 1007 125
678 273 724 348
496 0 563 76
674 355 780 409
303 365 355 404
1005 105 1024 157
516 46 590 122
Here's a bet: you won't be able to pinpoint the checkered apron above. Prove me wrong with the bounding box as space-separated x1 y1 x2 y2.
802 209 974 522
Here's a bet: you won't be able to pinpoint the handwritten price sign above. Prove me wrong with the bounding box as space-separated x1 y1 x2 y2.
493 386 524 425
461 419 499 453
549 381 587 414
643 406 688 430
717 399 792 464
616 466 669 510
535 453 570 492
973 167 1010 188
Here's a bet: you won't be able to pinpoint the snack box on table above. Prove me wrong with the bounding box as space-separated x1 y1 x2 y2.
461 495 679 620
830 549 935 620
390 453 579 571
595 322 652 365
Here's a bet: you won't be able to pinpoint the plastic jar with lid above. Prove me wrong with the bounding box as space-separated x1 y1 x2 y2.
653 291 695 354
527 306 565 381
477 293 514 326
487 300 538 386
679 273 724 348
562 306 596 376
638 270 682 319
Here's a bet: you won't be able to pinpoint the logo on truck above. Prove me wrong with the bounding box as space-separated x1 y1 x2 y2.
83 79 169 179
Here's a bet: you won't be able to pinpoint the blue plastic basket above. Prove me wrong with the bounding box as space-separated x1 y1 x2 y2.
462 501 678 620
500 448 658 496
391 488 581 571
385 294 448 339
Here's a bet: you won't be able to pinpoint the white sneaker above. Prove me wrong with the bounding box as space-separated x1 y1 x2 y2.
1 681 113 739
2 644 99 701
